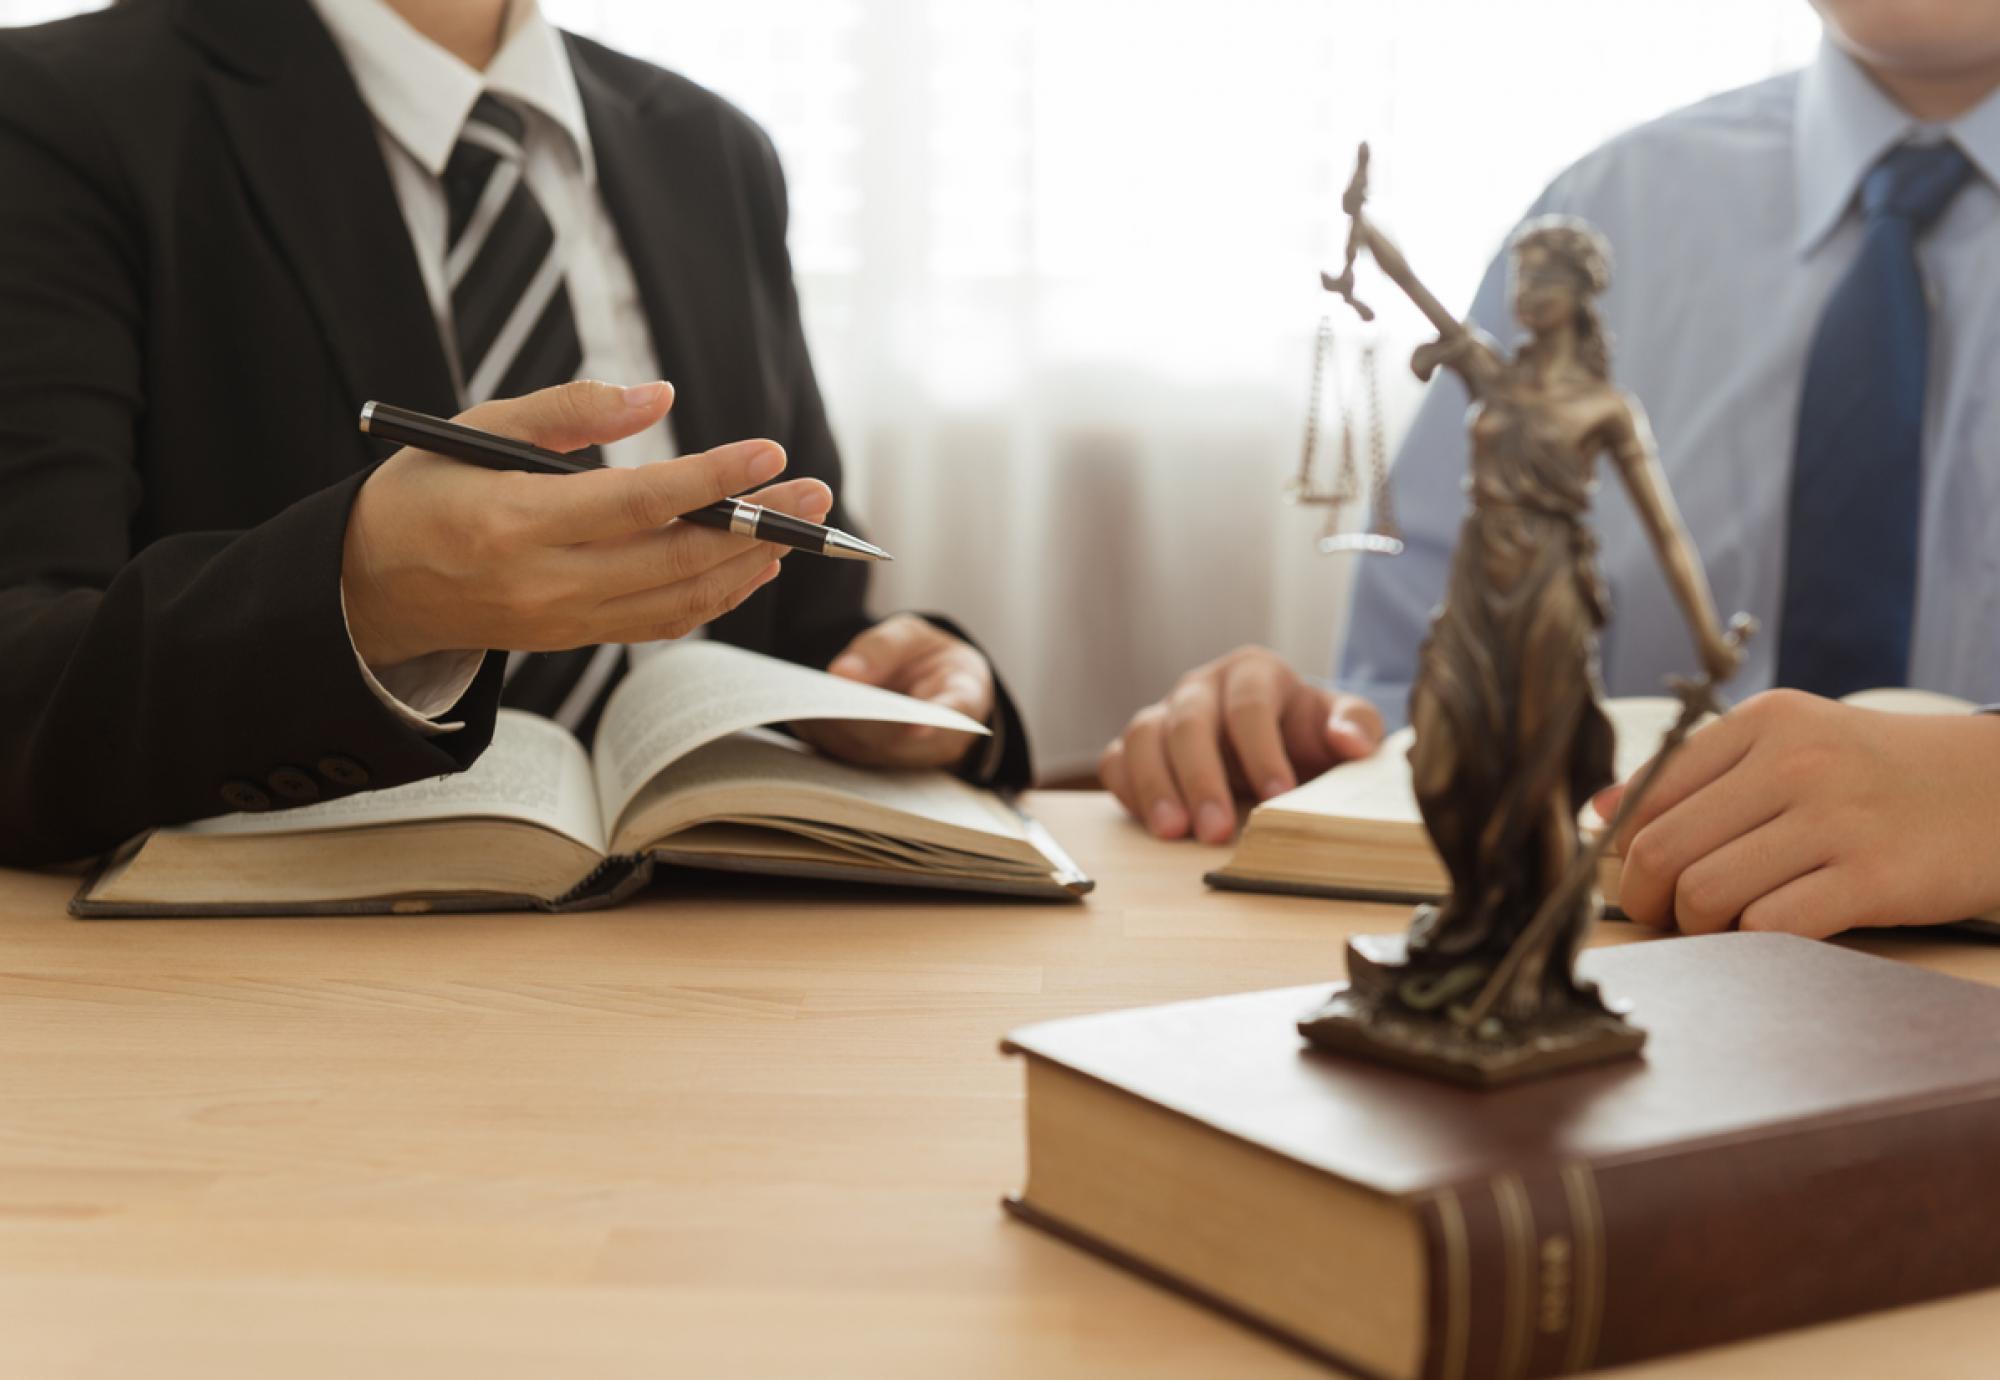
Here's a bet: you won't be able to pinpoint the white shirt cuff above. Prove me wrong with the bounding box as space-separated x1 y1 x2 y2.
338 583 482 735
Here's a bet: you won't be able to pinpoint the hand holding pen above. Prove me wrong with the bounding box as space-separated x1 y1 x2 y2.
340 380 872 669
359 399 889 563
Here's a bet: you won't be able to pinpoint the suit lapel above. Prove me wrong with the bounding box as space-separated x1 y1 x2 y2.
569 39 780 652
177 0 458 443
569 40 763 456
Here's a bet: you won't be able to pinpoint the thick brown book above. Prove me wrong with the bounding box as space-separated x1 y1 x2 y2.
1002 933 2000 1379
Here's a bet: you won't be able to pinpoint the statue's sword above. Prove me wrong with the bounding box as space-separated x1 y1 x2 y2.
1453 614 1757 1030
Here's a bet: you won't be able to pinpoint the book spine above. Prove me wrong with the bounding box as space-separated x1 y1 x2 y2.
1415 1090 2000 1379
549 854 653 911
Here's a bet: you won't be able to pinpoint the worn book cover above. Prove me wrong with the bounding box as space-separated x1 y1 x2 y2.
1003 932 2000 1379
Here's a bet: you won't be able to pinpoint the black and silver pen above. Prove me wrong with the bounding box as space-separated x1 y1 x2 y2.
358 400 892 563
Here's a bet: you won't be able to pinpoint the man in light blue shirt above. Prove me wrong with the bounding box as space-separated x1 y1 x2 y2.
1101 2 2000 939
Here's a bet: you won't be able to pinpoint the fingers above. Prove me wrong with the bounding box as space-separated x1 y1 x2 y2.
1615 769 1786 929
458 378 675 455
1099 737 1137 819
1275 688 1382 786
1278 686 1342 783
1120 706 1189 839
592 544 787 643
1739 866 1869 941
1101 648 1365 839
570 477 829 602
534 438 788 544
797 619 992 771
755 476 834 523
1592 782 1625 823
1325 694 1385 760
795 717 975 771
826 615 992 715
1610 707 1757 854
791 719 877 765
1165 677 1236 843
1660 812 1831 936
829 613 936 686
1219 656 1300 802
809 661 986 770
905 660 992 725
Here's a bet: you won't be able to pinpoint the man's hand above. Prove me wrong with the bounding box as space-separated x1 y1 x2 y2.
342 380 832 667
1099 645 1384 844
792 614 995 770
1599 690 2000 939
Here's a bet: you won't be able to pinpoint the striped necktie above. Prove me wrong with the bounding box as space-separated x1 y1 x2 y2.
444 92 622 734
1775 140 1974 696
446 93 586 408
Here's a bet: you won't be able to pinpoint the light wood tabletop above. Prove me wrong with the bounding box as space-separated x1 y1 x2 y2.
2 791 1996 1379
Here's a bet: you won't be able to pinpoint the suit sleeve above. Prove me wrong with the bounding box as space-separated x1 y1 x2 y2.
732 119 1033 789
0 46 500 867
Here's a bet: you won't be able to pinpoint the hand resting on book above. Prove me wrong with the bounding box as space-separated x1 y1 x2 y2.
1598 689 2000 938
795 613 997 771
1098 645 1385 844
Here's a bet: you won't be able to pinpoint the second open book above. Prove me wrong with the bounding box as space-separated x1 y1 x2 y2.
1209 687 2000 930
76 641 1091 916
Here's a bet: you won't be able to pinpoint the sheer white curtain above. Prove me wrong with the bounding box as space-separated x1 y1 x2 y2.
544 0 1819 774
5 0 1823 775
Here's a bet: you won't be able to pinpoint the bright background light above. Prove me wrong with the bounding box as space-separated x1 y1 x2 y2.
4 0 1823 774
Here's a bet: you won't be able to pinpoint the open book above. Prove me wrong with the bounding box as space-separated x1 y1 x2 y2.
75 642 1091 916
1208 687 2000 931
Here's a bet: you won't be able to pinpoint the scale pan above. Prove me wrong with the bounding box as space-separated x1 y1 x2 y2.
1318 533 1405 556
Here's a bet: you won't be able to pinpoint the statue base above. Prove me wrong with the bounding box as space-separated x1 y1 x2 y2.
1297 932 1646 1088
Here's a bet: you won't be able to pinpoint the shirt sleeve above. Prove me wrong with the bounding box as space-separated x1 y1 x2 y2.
338 582 482 735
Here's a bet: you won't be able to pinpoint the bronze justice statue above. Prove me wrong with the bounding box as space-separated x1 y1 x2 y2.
1299 146 1750 1086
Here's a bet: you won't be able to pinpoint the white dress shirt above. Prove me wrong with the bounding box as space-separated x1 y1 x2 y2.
1340 40 2000 726
311 0 676 730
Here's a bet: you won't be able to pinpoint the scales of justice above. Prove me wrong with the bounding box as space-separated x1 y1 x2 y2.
1290 144 1752 1086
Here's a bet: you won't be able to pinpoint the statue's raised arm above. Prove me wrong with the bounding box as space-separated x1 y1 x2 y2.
1323 144 1502 394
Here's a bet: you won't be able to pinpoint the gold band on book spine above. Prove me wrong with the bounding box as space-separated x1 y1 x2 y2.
1559 1163 1605 1373
1430 1187 1471 1380
1490 1173 1536 1380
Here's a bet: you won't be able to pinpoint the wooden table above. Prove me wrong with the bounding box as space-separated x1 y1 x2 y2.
2 792 1995 1379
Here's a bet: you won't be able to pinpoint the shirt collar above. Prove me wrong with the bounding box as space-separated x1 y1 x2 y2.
1794 36 2000 254
307 0 594 182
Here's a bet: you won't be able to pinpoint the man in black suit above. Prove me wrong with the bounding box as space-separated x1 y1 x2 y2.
0 0 1030 866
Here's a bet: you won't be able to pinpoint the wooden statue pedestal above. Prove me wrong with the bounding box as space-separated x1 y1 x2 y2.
1297 932 1646 1088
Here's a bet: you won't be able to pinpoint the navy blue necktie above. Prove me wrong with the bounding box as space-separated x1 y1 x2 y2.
1776 140 1974 696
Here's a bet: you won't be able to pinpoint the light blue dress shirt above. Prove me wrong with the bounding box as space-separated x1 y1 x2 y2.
1339 41 2000 726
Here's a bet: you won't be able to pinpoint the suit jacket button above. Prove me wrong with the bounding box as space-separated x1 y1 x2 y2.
267 767 320 804
219 779 273 812
317 754 370 788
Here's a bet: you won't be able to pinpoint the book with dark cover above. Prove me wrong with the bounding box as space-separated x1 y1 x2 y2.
1002 933 2000 1378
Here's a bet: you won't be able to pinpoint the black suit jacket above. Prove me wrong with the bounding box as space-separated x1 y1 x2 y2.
0 0 1029 866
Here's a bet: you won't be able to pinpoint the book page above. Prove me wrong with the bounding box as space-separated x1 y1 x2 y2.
609 727 1040 864
591 640 989 830
175 710 607 853
1603 696 1688 782
1259 726 1421 825
1264 697 1687 829
1842 686 1977 716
